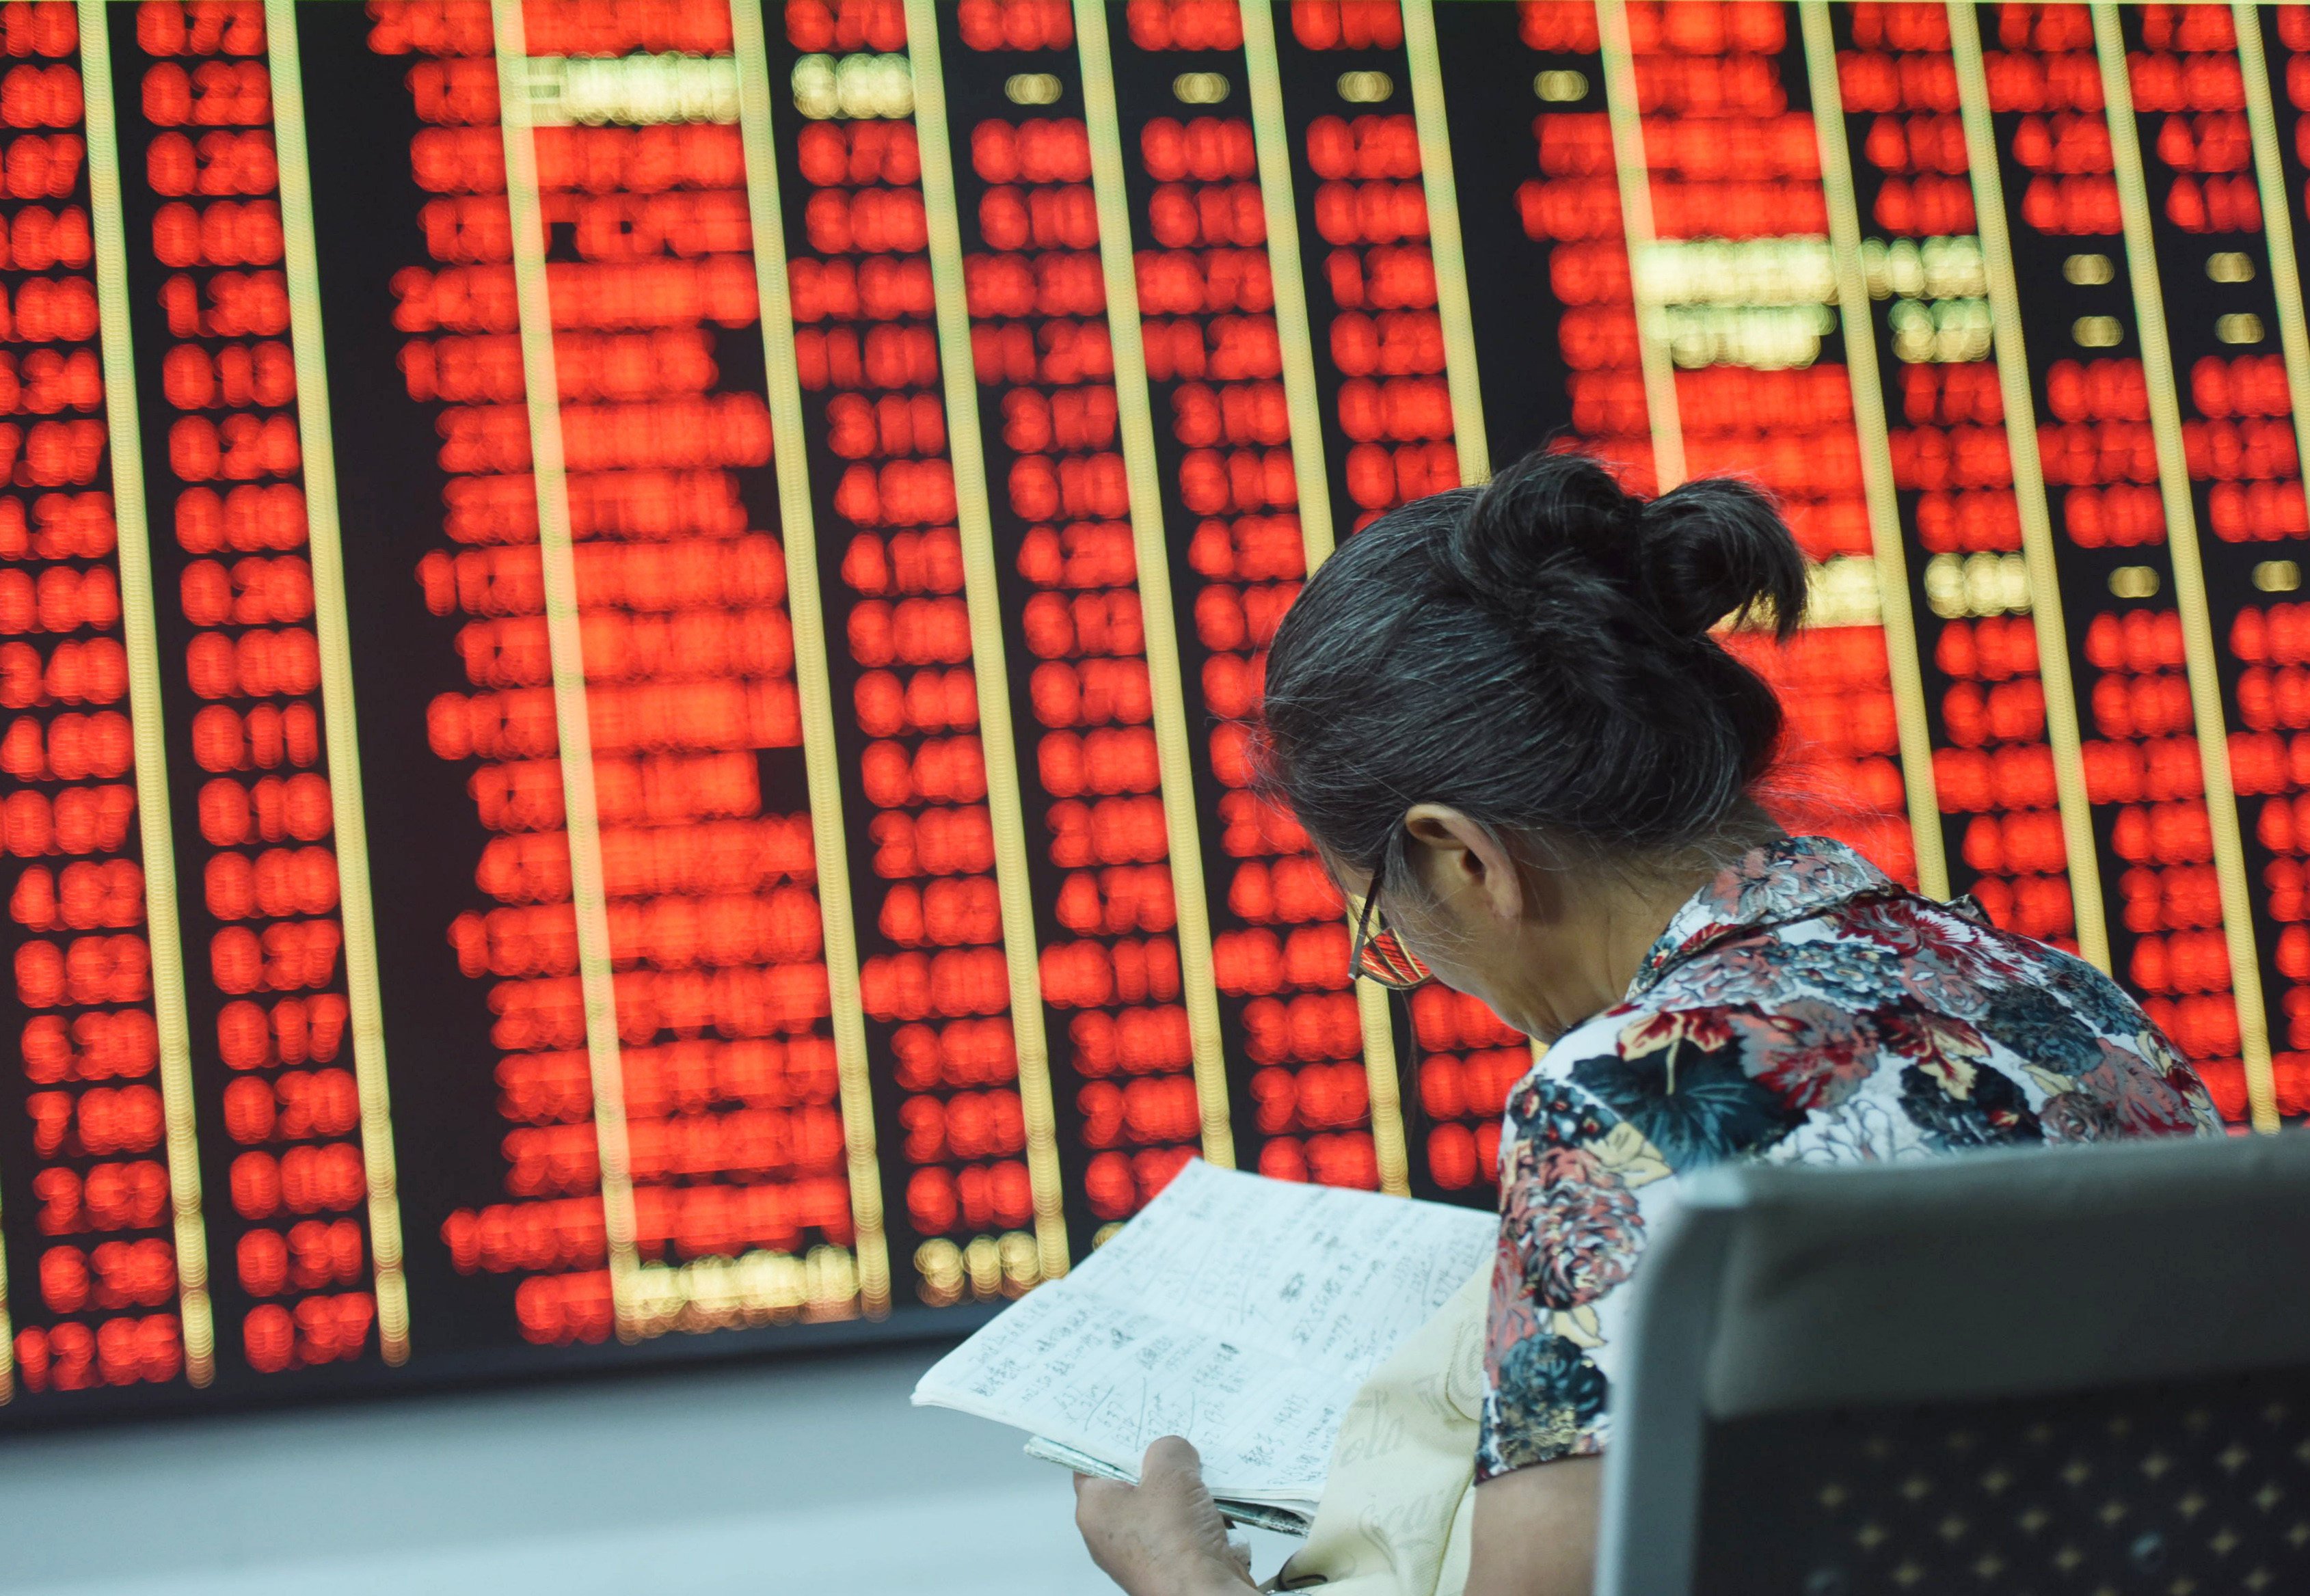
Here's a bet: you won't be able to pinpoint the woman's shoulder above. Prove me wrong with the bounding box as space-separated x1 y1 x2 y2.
1514 893 2220 1178
1512 992 1829 1178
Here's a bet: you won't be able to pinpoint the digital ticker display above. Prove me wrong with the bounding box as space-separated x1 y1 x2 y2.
3 0 2308 1416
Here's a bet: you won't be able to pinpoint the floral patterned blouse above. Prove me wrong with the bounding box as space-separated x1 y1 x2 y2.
1477 835 2221 1480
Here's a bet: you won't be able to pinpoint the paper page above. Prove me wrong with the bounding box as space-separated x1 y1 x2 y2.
1062 1161 1495 1381
914 1161 1494 1504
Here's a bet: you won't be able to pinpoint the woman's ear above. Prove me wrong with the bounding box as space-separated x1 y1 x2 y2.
1401 805 1527 924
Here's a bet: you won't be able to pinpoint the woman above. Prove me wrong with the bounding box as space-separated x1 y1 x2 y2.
1072 450 2220 1596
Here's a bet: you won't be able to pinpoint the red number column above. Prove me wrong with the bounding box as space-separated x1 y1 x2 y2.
1514 2 1646 477
121 0 379 1375
2 0 200 1400
379 0 617 1340
1604 0 1914 887
947 8 1213 1239
2077 545 2238 1072
2250 0 2310 1121
522 0 855 1331
1111 0 1380 1194
1281 1 1526 1201
1294 68 1460 528
1970 2 2245 1092
2119 2 2300 1122
379 0 864 1338
784 0 1047 1304
1838 3 2085 953
360 0 615 1339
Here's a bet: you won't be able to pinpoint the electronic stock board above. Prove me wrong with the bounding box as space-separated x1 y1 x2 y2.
2 0 2307 1417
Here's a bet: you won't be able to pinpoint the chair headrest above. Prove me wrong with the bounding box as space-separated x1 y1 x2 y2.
1658 1132 2310 1418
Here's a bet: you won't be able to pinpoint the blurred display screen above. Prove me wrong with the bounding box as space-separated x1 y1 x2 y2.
3 0 2307 1417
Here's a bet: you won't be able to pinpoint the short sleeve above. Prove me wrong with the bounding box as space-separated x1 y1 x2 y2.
1475 1014 1680 1480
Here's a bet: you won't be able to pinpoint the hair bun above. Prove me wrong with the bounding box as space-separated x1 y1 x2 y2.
1434 452 1808 645
1637 476 1809 640
1259 444 1797 877
1430 450 1643 614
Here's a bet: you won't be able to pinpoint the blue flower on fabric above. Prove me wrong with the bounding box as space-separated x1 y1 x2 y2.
1488 1332 1610 1470
1569 1020 1803 1172
1896 1056 2043 1150
1974 981 2106 1075
2040 951 2155 1040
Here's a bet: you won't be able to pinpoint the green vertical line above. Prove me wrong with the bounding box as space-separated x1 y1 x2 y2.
1399 0 1489 485
1947 0 2111 975
728 0 889 1317
1074 0 1235 1169
489 0 644 1327
1798 0 1947 900
265 0 411 1364
904 0 1071 1282
80 0 214 1388
2093 1 2274 1131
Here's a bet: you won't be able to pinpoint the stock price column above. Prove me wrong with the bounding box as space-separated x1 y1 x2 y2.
937 0 1222 1246
2092 0 2280 1126
357 0 617 1344
1457 0 1638 449
506 0 863 1334
1272 1 1459 532
1832 0 2094 955
1959 0 2255 1111
1270 0 1527 1202
0 0 209 1401
110 0 403 1377
1094 0 1386 1196
1613 0 1921 887
364 0 869 1340
773 0 1066 1305
2250 0 2310 1120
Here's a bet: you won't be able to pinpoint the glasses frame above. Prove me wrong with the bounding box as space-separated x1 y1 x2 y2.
1349 864 1433 990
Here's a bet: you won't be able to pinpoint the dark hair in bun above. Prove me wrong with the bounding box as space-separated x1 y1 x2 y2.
1257 448 1805 881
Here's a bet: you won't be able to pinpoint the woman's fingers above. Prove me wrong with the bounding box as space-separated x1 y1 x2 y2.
1070 1437 1253 1595
1140 1435 1205 1484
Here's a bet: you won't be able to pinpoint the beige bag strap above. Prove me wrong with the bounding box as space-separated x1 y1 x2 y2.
1265 1258 1490 1596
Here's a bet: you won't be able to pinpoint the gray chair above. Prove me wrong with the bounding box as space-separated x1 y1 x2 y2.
1596 1131 2310 1595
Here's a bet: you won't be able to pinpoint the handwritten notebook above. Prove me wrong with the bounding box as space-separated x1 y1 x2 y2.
911 1159 1496 1533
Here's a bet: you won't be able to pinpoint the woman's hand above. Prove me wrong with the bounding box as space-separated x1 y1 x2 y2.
1073 1437 1259 1596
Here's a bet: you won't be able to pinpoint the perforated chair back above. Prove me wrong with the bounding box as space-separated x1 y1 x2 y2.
1594 1132 2310 1595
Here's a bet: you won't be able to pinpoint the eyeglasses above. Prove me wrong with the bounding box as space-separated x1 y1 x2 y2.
1349 879 1432 990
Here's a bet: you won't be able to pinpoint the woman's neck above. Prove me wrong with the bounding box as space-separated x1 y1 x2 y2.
1502 825 1779 1042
